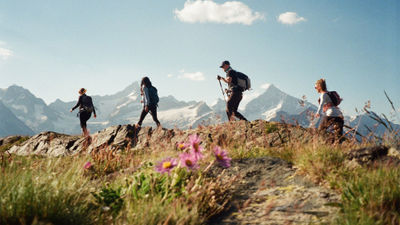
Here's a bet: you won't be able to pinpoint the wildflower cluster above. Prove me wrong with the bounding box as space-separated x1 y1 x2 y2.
156 134 232 174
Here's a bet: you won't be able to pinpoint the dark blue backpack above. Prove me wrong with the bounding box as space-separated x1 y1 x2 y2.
148 87 159 106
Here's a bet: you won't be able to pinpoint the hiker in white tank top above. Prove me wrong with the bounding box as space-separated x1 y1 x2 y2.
314 78 344 141
316 92 343 118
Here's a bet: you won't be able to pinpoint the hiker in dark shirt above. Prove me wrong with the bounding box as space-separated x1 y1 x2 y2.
135 77 161 128
217 60 248 121
70 88 96 137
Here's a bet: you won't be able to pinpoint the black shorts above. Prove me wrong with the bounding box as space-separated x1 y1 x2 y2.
79 111 91 128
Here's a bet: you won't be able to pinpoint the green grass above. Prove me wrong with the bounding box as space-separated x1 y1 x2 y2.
337 167 400 225
0 141 233 225
0 156 98 225
1 120 399 225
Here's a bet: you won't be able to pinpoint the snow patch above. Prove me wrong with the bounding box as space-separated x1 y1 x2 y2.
239 90 262 111
11 104 28 114
261 83 272 90
34 104 47 122
262 101 283 120
88 121 110 126
127 91 138 99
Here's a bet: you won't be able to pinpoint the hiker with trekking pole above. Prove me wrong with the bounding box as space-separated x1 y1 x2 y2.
217 60 249 122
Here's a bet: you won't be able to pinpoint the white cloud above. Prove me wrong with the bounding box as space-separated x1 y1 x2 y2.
174 0 265 25
179 71 205 81
277 12 306 25
0 41 12 60
167 74 174 78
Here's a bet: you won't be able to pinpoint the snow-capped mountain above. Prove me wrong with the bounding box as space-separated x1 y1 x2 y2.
0 85 60 133
347 114 400 138
156 101 215 129
0 82 398 138
47 82 216 134
0 100 34 137
244 84 317 126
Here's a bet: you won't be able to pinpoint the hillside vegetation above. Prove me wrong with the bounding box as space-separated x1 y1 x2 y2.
0 120 399 225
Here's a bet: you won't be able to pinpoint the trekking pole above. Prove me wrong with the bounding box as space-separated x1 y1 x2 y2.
218 77 227 103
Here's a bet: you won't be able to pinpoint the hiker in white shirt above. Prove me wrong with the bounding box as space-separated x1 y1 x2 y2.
314 79 344 140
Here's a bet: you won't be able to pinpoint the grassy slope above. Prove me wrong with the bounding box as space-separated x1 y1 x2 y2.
0 120 399 225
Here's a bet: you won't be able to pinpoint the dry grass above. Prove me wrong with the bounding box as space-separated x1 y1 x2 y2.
1 100 399 225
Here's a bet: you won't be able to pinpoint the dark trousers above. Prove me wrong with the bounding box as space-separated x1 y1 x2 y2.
318 116 344 139
226 91 247 121
137 104 160 126
79 111 91 128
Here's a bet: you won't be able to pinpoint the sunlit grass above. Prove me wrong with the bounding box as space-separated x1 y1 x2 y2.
1 114 399 224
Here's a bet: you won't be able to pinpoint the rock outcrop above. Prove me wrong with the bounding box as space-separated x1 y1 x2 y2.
0 136 28 150
6 120 312 157
209 157 340 224
8 132 81 156
346 145 400 167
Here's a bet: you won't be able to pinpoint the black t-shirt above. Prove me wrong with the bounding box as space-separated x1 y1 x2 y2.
227 70 243 92
72 94 96 114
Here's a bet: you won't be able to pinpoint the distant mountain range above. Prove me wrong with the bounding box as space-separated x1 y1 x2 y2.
0 82 398 138
0 101 34 137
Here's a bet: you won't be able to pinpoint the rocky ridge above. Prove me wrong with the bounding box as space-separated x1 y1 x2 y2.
6 120 311 157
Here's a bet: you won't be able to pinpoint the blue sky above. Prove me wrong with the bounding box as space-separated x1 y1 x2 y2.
0 0 399 117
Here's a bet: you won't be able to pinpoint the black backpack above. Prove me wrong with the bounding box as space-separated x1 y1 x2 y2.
327 91 342 106
80 95 94 113
233 70 251 91
148 87 159 106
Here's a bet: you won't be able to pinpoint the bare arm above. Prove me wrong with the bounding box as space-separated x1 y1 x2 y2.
316 93 328 117
217 76 232 84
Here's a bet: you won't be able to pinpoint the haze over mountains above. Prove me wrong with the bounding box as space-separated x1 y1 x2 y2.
0 82 397 137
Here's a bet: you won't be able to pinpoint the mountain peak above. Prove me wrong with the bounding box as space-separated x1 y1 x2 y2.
6 84 29 93
210 98 225 107
1 85 42 105
260 83 273 90
123 81 140 91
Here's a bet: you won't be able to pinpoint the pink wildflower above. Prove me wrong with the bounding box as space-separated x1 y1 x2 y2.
155 157 178 174
84 162 92 170
188 134 204 159
213 146 231 168
179 152 199 171
176 141 188 151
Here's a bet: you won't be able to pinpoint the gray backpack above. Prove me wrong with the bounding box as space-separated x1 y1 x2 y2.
235 71 251 91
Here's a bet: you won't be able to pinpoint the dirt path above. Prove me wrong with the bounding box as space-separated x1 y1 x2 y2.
209 157 340 225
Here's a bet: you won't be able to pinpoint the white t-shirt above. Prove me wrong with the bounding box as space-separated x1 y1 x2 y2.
317 92 342 117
